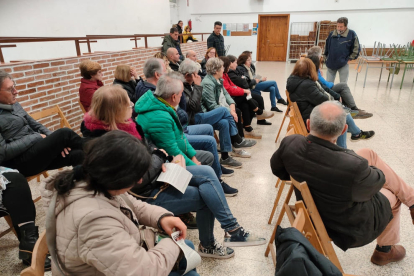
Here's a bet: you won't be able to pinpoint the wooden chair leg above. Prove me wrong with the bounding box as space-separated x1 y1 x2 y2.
20 231 47 276
0 215 18 238
275 178 280 188
268 181 286 224
275 108 288 143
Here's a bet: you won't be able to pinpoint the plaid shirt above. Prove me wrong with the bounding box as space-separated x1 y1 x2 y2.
207 32 225 57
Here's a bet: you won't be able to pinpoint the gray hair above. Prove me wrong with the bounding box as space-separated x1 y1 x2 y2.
143 58 164 79
310 101 346 138
307 46 323 59
205 57 223 75
0 70 12 89
154 72 184 99
179 59 199 75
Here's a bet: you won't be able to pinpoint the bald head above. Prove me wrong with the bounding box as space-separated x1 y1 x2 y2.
186 50 197 61
167 48 180 63
309 101 347 140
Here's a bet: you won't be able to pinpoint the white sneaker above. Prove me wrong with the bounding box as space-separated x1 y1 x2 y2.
231 148 251 158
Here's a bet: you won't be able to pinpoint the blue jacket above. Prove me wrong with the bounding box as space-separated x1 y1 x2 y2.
135 81 156 103
324 29 360 70
317 70 334 89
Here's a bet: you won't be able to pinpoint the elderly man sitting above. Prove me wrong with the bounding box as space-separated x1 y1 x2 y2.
166 48 181 72
186 50 206 78
271 101 414 266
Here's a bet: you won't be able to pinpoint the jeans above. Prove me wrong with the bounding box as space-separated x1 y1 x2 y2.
331 83 356 108
5 128 84 177
186 124 222 178
252 80 282 108
194 107 238 153
336 113 361 149
168 240 200 276
327 63 349 83
147 165 239 247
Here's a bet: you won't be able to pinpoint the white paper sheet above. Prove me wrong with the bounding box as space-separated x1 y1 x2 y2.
236 23 243 31
171 231 202 274
157 163 192 194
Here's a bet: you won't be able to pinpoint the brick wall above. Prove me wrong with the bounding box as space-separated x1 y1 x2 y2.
0 41 207 133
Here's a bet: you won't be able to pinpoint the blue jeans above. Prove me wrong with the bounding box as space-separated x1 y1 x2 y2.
186 124 222 179
336 113 361 149
252 80 282 108
169 240 199 276
194 107 238 153
147 165 239 247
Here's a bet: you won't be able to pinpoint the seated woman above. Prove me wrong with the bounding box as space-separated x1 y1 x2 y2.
199 47 218 73
42 131 199 276
286 58 375 148
113 64 142 103
0 70 84 177
220 56 274 139
78 59 103 112
0 169 51 270
183 25 198 43
236 53 286 112
154 52 173 73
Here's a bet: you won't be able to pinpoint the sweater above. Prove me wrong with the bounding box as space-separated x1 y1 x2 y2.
324 28 360 70
79 78 104 112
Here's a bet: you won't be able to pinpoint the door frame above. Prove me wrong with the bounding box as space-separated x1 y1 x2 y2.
257 14 290 61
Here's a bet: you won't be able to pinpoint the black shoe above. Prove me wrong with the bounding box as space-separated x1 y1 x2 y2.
277 98 288 105
19 223 52 271
220 180 238 197
221 165 234 177
177 213 198 229
257 119 272 125
351 130 375 141
271 107 283 112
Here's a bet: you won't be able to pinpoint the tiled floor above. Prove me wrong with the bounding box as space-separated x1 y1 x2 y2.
1 61 414 275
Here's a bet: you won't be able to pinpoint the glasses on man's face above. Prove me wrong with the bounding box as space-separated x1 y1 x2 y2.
0 85 17 94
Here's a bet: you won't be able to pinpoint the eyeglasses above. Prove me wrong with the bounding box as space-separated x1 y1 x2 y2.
0 85 17 94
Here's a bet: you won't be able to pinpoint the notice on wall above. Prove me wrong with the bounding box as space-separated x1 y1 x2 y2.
236 23 244 31
243 23 249 32
223 23 227 30
229 23 236 31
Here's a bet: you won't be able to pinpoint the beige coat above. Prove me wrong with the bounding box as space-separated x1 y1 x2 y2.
41 176 180 276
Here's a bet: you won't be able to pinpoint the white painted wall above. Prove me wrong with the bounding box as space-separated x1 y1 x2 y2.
0 0 171 62
185 0 414 60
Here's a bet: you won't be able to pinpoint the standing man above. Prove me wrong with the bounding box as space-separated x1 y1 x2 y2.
324 17 360 83
162 27 184 60
207 21 225 57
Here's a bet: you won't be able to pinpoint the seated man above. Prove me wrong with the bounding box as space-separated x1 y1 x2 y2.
0 70 84 177
166 48 182 72
162 27 184 60
186 50 206 78
271 101 414 266
135 58 165 102
307 46 372 119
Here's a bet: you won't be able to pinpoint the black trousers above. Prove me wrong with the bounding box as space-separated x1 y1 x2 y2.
235 108 244 137
233 94 262 127
5 128 84 177
251 93 265 110
2 172 36 238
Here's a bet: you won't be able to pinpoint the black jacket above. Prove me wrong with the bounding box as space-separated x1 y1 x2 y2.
275 226 342 276
271 134 392 251
227 68 249 89
169 61 180 72
80 121 169 197
182 82 203 125
286 75 329 124
207 32 225 57
236 65 257 89
113 78 140 103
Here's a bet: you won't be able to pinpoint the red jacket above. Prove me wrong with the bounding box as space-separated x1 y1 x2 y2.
79 78 104 112
222 73 245 97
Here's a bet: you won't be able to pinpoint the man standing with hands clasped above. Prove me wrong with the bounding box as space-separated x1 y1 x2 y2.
324 17 360 83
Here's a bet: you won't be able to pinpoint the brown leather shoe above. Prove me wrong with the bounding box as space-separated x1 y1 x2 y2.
371 245 406 266
410 207 414 224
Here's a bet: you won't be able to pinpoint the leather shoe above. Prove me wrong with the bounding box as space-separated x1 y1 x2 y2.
371 245 406 266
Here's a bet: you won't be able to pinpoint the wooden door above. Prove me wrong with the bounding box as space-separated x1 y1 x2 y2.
257 14 290 61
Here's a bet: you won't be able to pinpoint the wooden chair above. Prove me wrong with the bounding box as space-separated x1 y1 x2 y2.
265 177 346 274
78 99 86 114
274 90 292 143
20 231 48 276
0 213 17 238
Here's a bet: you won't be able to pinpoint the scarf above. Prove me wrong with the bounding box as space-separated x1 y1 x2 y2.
315 81 333 101
83 113 142 140
244 64 256 89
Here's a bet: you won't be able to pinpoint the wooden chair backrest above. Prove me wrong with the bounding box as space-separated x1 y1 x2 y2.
30 105 71 129
290 102 308 136
290 177 344 272
78 99 86 114
20 231 48 276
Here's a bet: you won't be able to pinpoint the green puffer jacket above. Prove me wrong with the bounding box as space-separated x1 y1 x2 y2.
200 74 235 113
135 91 197 166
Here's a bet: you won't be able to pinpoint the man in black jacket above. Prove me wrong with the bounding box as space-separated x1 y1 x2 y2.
166 48 181 72
207 21 225 57
271 101 414 266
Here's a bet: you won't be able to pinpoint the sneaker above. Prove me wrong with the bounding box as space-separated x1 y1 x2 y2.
277 98 288 105
350 109 359 117
220 179 238 197
353 109 373 119
271 106 283 112
220 156 242 168
257 119 272 125
243 129 262 139
177 212 197 229
221 165 234 177
351 130 375 141
231 148 251 158
233 138 257 148
256 110 274 120
224 227 267 247
198 240 235 259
